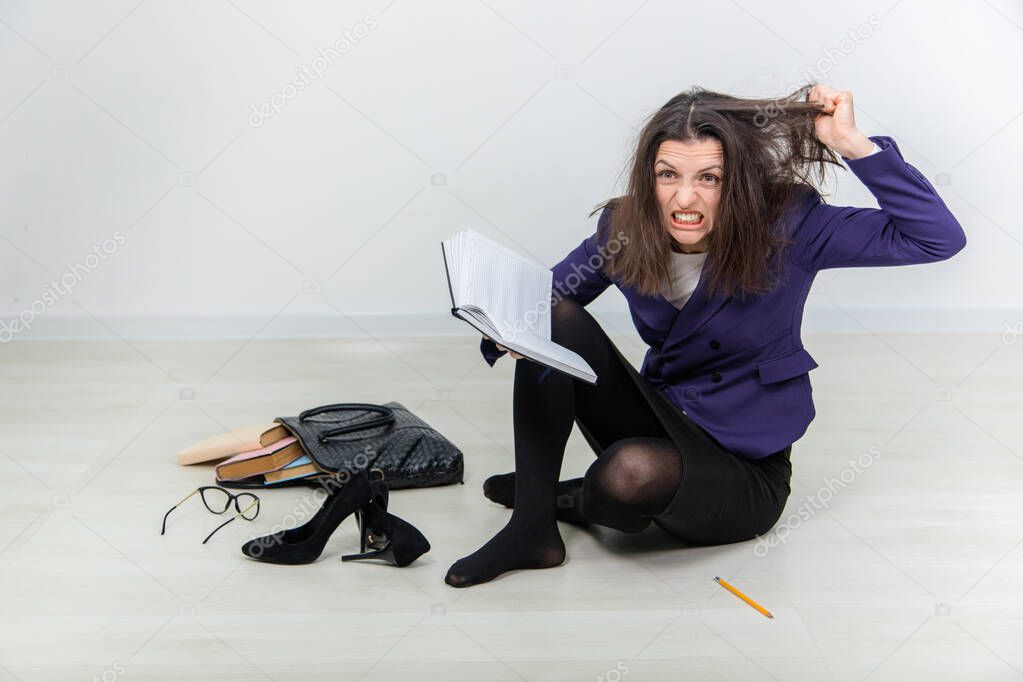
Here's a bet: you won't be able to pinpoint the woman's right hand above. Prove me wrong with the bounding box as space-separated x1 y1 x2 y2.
483 336 525 360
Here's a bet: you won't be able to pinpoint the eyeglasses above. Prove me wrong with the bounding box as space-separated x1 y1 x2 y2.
161 486 261 544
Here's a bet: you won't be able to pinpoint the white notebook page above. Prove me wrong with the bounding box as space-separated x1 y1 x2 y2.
459 230 552 342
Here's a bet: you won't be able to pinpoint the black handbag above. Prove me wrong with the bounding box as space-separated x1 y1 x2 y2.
269 401 464 490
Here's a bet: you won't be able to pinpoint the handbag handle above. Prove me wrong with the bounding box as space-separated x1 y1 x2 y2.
297 403 395 443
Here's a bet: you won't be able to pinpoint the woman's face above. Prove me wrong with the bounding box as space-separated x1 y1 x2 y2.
654 138 724 254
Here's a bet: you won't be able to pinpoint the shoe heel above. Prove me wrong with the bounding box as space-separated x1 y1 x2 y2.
341 543 397 564
341 536 428 567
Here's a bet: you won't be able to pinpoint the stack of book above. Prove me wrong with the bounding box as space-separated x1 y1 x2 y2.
176 425 323 486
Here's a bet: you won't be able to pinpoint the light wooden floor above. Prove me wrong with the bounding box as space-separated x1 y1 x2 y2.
0 332 1020 681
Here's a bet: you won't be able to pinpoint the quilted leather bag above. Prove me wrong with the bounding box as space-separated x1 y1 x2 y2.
268 402 464 490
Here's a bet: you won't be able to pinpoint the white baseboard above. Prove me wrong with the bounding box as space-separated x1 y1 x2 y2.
3 308 1018 341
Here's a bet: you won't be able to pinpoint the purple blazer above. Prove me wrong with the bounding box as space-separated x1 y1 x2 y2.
480 135 967 459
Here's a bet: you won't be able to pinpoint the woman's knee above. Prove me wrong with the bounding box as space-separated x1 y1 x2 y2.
584 438 679 506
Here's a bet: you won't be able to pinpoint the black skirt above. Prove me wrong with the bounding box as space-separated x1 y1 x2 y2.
574 342 793 545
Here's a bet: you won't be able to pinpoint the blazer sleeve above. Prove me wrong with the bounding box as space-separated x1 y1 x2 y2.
793 135 967 272
550 206 616 308
480 336 506 366
480 206 616 367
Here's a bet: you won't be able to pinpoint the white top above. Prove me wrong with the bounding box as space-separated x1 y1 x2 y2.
661 248 708 309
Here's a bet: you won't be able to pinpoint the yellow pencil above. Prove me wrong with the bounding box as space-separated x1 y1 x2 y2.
714 576 773 619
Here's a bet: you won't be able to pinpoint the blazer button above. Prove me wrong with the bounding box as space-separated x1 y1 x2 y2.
711 371 722 383
710 340 721 350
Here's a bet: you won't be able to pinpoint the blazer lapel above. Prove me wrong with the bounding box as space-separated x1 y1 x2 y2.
625 291 679 347
661 269 730 349
617 263 731 349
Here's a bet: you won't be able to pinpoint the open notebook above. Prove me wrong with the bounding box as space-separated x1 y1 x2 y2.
441 229 597 384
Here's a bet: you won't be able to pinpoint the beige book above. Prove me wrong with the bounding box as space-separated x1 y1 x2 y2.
176 424 276 466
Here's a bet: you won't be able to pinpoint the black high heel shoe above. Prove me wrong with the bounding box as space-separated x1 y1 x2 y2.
366 468 389 511
349 469 389 536
341 493 430 567
344 468 391 549
241 470 374 565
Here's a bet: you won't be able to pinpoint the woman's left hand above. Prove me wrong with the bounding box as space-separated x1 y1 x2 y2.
807 84 875 159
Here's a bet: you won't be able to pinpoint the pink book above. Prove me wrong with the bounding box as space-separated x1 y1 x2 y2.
215 436 301 482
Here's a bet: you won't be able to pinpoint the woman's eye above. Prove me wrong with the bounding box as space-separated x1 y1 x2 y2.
657 170 675 179
702 174 720 184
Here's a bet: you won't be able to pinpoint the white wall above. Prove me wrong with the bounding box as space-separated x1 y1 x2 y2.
0 0 1018 340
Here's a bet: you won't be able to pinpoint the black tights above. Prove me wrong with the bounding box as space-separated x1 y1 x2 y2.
445 299 685 587
482 436 682 533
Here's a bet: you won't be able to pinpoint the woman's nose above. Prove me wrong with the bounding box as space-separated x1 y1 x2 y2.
674 184 697 205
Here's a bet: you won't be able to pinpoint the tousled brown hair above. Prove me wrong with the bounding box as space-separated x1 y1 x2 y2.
592 83 843 301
